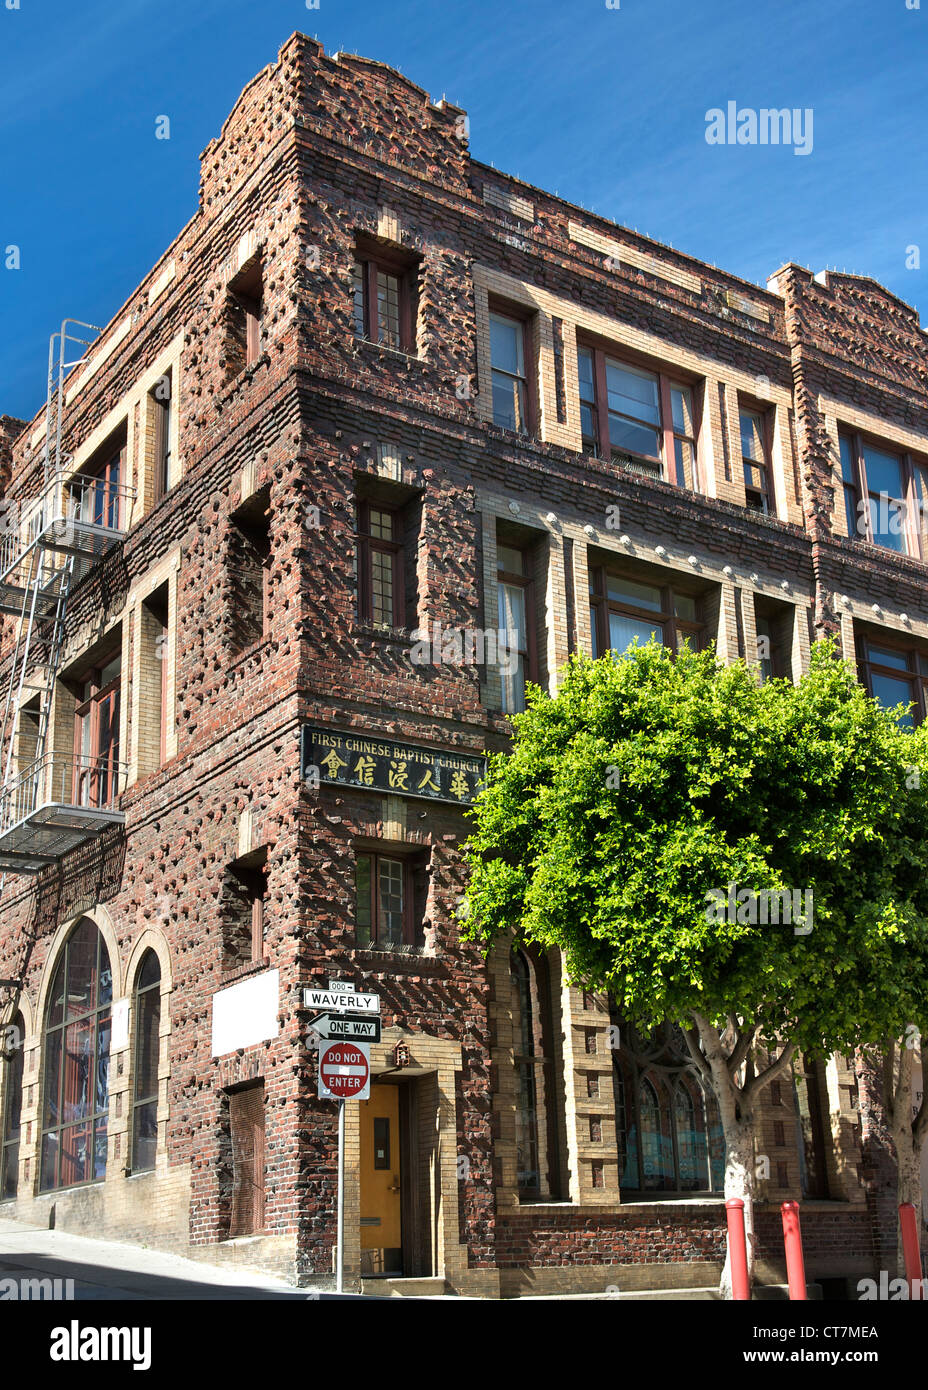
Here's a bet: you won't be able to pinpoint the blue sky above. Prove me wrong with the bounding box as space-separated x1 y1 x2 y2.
1 0 925 423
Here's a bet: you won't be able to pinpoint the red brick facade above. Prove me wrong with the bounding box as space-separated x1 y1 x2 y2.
0 33 924 1296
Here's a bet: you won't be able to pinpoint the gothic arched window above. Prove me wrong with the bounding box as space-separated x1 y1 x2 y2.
132 951 161 1173
613 1017 724 1195
40 919 112 1191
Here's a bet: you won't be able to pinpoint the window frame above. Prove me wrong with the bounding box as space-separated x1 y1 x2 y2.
489 308 535 436
40 919 112 1193
859 632 928 726
839 429 924 557
0 1012 24 1199
352 246 417 354
130 952 161 1174
739 404 773 514
576 342 700 489
496 543 538 714
354 850 419 950
588 565 705 660
356 499 405 629
72 650 122 810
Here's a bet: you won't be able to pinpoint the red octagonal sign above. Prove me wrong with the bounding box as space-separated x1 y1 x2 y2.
319 1040 370 1099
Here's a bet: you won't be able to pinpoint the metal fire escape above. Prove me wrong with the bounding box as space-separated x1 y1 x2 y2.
0 321 133 875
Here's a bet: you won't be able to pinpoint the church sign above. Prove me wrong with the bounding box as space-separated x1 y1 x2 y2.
300 727 486 805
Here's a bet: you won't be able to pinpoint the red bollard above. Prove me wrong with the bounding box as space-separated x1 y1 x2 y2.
725 1198 751 1301
899 1203 923 1300
781 1201 807 1300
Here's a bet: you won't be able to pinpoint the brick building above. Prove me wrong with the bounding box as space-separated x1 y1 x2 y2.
0 32 923 1296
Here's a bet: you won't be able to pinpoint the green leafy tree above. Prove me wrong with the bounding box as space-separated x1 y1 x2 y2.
463 640 928 1294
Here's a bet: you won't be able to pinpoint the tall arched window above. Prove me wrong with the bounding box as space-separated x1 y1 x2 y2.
509 946 564 1198
1 1012 25 1199
613 1017 724 1195
40 919 112 1191
132 951 161 1173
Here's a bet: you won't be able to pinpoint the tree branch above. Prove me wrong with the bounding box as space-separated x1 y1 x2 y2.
744 1040 797 1105
882 1037 897 1128
728 1024 760 1080
683 1020 712 1081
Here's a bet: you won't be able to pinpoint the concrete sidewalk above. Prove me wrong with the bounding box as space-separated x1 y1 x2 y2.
0 1217 341 1300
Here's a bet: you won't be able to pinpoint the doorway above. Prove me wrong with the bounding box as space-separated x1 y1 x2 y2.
359 1082 403 1276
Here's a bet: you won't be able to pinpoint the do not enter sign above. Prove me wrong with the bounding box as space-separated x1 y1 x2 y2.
318 1040 370 1100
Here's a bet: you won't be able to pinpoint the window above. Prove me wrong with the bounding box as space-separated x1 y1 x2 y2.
577 346 698 488
740 408 772 512
139 584 169 775
509 947 562 1198
612 1018 724 1195
70 431 125 531
40 919 112 1191
839 432 927 556
859 636 928 727
588 567 704 659
355 851 426 950
792 1055 829 1199
356 500 404 628
73 648 121 810
151 372 172 504
228 493 271 653
754 599 793 683
490 313 532 434
226 260 263 377
497 543 536 713
352 246 417 353
221 848 268 971
131 952 161 1173
511 949 540 1194
1 1013 24 1199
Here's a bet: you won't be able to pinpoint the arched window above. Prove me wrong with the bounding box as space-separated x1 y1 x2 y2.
612 1017 724 1196
1 1013 25 1199
131 951 161 1173
40 919 112 1191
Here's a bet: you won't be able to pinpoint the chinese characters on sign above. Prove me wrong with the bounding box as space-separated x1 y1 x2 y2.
301 727 486 805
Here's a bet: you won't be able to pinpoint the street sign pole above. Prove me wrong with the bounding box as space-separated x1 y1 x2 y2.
336 1096 345 1294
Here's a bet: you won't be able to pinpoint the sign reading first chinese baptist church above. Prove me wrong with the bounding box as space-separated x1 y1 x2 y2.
301 727 487 805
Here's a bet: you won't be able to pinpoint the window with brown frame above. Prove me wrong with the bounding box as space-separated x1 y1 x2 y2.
352 243 417 353
228 1082 265 1237
589 567 706 659
226 259 263 379
1 1011 24 1199
151 371 172 504
858 632 928 728
577 345 698 488
740 406 772 512
355 850 427 951
72 646 122 810
754 598 793 683
356 499 405 628
70 429 126 531
490 311 534 434
839 431 928 557
497 542 538 713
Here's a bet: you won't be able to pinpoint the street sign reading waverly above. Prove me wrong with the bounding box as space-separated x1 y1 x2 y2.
301 727 486 805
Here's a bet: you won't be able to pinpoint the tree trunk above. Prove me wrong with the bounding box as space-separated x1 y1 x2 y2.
719 1114 757 1298
889 1047 923 1280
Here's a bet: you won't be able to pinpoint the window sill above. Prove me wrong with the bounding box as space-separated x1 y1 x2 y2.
220 957 271 986
351 621 415 646
353 337 420 365
352 944 430 960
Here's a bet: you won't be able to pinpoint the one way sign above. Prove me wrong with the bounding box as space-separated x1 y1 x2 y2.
308 1013 382 1043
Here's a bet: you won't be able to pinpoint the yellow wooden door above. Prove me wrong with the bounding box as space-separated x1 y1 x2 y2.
359 1084 402 1254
